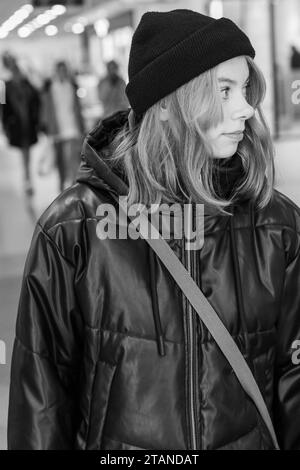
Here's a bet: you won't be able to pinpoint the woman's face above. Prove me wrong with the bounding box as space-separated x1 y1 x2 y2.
206 55 255 159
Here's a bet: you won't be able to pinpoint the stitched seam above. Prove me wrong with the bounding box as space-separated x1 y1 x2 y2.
83 324 275 345
85 363 98 449
36 222 76 268
85 331 103 449
42 218 300 238
15 335 79 369
98 365 118 450
200 327 276 344
223 223 300 236
35 222 85 347
46 217 100 234
96 326 183 346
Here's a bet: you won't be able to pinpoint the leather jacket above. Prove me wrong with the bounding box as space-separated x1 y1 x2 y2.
8 110 300 450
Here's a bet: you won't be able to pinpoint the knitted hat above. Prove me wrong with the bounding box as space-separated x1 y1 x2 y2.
125 9 255 116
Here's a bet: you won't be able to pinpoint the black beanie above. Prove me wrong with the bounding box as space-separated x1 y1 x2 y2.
125 9 255 115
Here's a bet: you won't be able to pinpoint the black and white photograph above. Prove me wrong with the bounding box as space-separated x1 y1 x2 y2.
0 0 300 453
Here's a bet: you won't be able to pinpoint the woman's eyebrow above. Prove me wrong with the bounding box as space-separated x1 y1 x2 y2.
217 76 250 85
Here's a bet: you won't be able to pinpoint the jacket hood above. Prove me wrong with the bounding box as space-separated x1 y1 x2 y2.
77 109 248 208
77 109 130 197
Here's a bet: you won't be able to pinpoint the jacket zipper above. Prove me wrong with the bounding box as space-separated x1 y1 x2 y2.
183 202 200 450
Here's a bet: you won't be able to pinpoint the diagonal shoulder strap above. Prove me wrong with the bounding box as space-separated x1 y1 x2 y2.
118 199 280 450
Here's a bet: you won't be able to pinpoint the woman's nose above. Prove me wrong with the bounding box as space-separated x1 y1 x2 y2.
232 96 255 121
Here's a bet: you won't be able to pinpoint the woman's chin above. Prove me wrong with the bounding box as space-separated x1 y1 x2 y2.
211 142 239 159
212 152 237 159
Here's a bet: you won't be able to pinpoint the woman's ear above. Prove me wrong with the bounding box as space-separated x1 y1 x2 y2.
159 101 169 121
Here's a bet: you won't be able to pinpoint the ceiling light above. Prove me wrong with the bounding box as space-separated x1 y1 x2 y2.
51 5 66 16
45 11 57 21
45 25 58 36
94 18 109 38
72 23 84 34
22 4 34 14
36 14 51 26
209 0 223 19
0 29 8 39
13 10 29 21
18 25 32 38
0 4 34 37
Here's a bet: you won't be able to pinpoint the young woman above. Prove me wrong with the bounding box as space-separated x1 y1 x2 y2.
1 53 40 197
8 9 300 450
98 60 129 119
41 61 85 192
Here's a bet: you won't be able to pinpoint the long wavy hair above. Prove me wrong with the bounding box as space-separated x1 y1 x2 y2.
109 55 275 216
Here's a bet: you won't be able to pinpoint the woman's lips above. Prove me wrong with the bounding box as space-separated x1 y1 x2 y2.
223 132 244 141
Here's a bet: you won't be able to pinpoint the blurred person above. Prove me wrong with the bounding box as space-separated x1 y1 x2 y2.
98 59 129 118
1 52 40 196
8 10 300 450
41 61 85 192
290 45 300 70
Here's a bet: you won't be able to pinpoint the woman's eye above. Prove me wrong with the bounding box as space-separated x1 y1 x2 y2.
221 87 230 99
221 83 250 100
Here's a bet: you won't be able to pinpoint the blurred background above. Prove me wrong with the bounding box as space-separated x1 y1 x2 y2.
0 0 300 450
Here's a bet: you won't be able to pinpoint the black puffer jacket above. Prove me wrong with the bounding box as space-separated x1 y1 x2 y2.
8 110 300 450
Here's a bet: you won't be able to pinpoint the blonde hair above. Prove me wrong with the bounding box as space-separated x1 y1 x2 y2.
109 55 275 216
